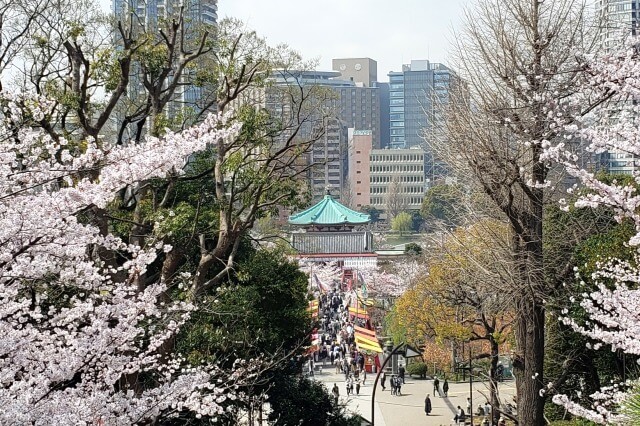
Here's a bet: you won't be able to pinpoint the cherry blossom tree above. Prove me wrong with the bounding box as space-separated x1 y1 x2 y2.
0 93 267 424
544 40 640 424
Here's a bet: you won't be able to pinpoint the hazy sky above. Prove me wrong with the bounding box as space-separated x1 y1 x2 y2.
222 0 469 81
99 0 470 82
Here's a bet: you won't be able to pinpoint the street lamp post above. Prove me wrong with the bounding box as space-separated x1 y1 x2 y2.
370 342 404 425
457 347 474 426
469 349 474 426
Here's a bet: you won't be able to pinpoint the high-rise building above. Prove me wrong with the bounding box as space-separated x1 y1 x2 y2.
596 0 640 174
347 129 374 209
598 0 640 50
388 60 458 149
337 85 382 149
266 71 352 201
388 71 405 149
113 0 217 31
387 60 460 185
375 82 391 148
112 0 218 137
267 69 384 200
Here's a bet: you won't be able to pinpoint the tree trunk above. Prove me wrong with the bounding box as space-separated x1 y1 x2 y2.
513 302 545 425
489 337 501 425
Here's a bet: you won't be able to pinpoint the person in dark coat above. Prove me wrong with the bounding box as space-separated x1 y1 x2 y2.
442 378 449 397
381 372 387 390
399 365 405 383
331 383 339 404
424 394 432 415
433 376 440 396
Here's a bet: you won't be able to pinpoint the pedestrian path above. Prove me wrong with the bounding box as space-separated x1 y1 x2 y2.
315 366 516 426
314 365 386 425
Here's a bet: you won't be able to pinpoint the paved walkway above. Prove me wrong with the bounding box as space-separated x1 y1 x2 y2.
314 367 516 426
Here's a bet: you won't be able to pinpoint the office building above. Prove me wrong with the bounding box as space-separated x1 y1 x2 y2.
387 60 460 187
266 71 351 201
388 60 458 149
369 147 426 211
388 71 405 149
332 58 382 148
267 69 384 200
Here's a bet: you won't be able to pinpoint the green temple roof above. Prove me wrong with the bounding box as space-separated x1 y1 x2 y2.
289 195 371 226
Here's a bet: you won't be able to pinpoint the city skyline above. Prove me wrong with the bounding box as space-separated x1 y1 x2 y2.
223 0 468 82
100 0 469 82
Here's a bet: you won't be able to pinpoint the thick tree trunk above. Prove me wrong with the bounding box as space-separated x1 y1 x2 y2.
513 302 545 426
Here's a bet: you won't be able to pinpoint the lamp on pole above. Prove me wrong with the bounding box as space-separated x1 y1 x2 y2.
370 342 404 425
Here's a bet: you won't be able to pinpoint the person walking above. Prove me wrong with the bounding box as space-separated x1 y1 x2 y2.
424 394 432 415
442 378 449 397
396 375 402 396
399 365 405 384
454 406 466 425
331 383 339 404
433 376 440 396
381 372 387 391
484 401 492 416
355 378 361 395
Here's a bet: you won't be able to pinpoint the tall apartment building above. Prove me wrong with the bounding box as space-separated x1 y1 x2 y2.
369 147 426 211
347 129 374 209
596 0 640 174
112 0 218 137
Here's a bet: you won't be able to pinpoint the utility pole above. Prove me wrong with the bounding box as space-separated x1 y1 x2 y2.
371 342 405 425
469 346 473 426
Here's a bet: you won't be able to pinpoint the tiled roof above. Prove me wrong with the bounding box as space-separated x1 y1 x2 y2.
288 195 370 225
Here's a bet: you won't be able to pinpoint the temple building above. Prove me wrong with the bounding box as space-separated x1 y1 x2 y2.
289 193 377 267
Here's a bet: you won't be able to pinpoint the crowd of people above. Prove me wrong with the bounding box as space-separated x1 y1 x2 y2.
308 273 512 426
309 280 375 399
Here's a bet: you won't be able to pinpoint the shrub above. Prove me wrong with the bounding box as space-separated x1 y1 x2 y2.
406 362 428 379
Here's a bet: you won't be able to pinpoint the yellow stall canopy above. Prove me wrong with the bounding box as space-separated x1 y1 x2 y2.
307 300 319 317
348 305 369 320
355 335 383 353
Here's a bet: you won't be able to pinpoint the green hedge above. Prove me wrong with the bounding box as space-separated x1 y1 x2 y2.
406 362 428 379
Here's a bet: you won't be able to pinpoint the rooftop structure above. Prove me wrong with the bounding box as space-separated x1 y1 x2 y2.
289 194 376 268
289 194 370 227
332 58 378 87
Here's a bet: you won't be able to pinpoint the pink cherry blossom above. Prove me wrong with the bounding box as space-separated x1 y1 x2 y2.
0 92 260 424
